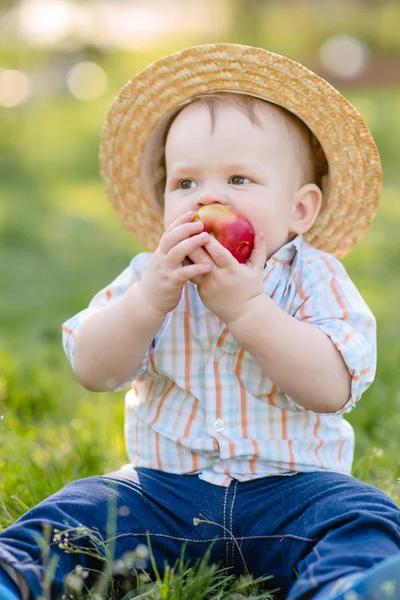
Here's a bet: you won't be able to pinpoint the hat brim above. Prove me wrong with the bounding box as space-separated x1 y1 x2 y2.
99 43 381 259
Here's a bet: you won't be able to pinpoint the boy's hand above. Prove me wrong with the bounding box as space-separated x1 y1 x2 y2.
138 211 212 316
188 231 268 325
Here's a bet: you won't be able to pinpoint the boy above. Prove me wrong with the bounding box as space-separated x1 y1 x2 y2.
1 43 399 600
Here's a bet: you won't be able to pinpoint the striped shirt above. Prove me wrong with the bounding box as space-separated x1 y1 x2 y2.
62 235 376 487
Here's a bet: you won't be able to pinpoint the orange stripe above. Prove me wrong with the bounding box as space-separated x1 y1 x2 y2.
320 255 336 276
150 352 161 376
183 284 192 384
130 383 140 401
148 382 174 428
249 439 260 474
190 452 199 472
252 440 260 457
273 257 292 265
292 272 310 319
313 415 324 468
288 440 295 471
214 359 222 417
338 439 345 470
282 410 287 439
263 262 277 284
214 328 229 417
214 333 235 462
222 475 231 487
181 398 199 437
217 327 229 348
333 329 356 349
105 288 113 300
330 278 349 320
282 416 296 471
184 285 199 472
298 287 309 319
353 367 370 381
234 347 258 473
146 380 155 403
218 432 235 459
62 325 75 340
155 433 162 470
267 383 278 405
177 399 199 472
298 288 307 301
235 348 248 438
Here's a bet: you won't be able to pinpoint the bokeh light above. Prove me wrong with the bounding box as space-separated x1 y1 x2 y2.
319 34 369 79
11 0 229 50
66 61 107 101
19 0 73 45
0 69 32 107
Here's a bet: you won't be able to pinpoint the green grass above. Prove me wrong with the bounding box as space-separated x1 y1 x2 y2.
46 535 276 600
0 45 399 598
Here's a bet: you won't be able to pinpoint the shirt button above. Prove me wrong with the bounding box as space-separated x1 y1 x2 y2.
213 419 224 432
214 350 221 361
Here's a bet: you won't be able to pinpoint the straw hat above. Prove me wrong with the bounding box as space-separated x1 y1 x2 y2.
99 43 381 259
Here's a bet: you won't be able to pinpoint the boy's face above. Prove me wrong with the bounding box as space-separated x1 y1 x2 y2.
164 100 313 258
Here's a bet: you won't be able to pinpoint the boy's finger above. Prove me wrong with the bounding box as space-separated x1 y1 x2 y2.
164 211 194 233
203 235 232 269
187 246 213 265
167 232 211 266
247 231 268 270
161 220 204 254
175 262 211 283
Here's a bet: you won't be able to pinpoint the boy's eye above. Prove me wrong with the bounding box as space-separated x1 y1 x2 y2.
230 176 250 185
179 179 197 189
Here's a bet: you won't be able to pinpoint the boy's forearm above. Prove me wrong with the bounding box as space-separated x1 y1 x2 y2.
72 282 165 392
227 295 351 413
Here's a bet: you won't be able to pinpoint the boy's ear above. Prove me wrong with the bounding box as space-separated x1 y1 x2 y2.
289 183 322 236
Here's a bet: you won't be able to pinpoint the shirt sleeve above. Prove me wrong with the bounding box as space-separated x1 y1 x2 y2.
287 251 376 415
62 252 153 390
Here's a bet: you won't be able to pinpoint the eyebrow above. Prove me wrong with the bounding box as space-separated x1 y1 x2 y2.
167 161 264 177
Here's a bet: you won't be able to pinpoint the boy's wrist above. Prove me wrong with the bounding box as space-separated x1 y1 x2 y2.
123 282 167 324
226 294 268 333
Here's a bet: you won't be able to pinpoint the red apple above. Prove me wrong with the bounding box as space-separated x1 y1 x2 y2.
193 205 255 263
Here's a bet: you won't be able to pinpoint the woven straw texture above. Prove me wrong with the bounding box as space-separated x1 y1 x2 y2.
99 43 382 259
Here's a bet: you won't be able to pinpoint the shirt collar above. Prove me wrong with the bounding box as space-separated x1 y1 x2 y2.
264 234 303 271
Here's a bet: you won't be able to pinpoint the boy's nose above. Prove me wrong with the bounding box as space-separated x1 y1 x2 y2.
195 191 229 210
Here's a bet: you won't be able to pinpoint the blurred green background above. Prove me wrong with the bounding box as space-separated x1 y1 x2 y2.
1 0 400 526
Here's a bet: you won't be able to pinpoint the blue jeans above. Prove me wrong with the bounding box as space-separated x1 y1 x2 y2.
0 468 399 599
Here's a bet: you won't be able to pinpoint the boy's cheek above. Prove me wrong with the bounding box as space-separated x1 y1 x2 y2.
163 198 186 229
163 207 177 230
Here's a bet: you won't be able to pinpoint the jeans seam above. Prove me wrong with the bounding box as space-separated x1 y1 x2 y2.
105 532 317 544
230 481 238 567
105 533 224 544
223 485 229 567
235 534 318 542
